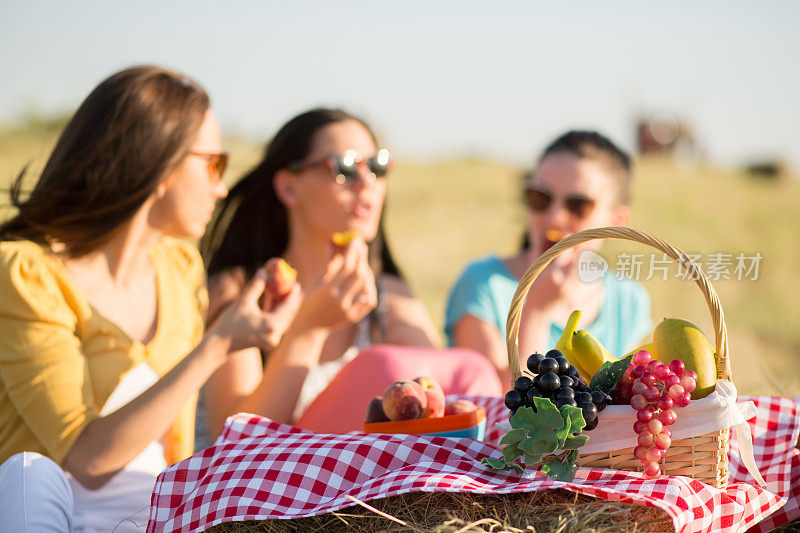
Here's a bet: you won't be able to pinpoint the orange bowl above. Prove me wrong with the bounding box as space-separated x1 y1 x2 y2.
363 407 486 440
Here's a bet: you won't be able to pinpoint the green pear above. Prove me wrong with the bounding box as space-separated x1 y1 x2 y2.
653 318 717 399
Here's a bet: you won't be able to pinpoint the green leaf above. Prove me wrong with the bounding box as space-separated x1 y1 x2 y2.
541 453 578 482
562 434 589 450
506 462 525 474
523 452 544 466
556 405 585 447
557 405 586 438
590 353 634 394
529 397 565 431
501 443 523 464
481 457 508 470
509 406 537 430
519 434 558 455
499 428 529 446
519 398 564 454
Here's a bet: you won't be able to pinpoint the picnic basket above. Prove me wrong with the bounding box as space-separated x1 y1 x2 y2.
505 226 731 488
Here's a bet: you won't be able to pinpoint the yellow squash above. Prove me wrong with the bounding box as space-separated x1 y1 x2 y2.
571 329 619 378
554 310 590 378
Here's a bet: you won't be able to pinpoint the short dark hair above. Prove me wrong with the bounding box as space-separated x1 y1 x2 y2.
1 66 210 256
538 130 632 205
200 107 402 280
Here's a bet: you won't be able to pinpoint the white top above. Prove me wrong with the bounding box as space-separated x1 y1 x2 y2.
291 318 372 422
68 362 166 533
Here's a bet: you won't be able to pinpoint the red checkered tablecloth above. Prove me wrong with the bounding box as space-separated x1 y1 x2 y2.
148 396 800 533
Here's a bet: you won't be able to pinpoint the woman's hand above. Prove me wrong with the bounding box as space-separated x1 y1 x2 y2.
292 236 377 332
211 265 303 352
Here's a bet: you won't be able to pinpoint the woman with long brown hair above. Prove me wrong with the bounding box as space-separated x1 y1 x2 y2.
199 108 501 436
0 66 303 531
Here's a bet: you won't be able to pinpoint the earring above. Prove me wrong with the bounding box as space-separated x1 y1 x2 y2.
156 188 165 200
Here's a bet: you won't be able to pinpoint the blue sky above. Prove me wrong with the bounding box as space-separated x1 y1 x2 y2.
2 1 798 167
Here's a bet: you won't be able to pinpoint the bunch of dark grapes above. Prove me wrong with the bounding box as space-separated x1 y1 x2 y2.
503 349 608 431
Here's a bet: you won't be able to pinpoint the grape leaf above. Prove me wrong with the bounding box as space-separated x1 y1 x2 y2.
562 434 589 450
508 406 537 430
541 451 579 482
499 428 529 447
528 397 564 430
506 462 525 474
481 457 507 470
502 443 523 463
519 435 558 455
523 452 544 466
556 404 585 447
590 353 634 394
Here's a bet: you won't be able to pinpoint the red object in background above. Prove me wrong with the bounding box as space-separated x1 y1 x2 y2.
295 345 503 434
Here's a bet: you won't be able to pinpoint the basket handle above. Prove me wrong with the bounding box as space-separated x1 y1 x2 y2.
505 226 731 385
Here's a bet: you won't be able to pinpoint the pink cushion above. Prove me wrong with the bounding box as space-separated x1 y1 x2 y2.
295 345 503 434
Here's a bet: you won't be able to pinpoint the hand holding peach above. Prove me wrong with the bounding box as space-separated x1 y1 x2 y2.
264 258 297 297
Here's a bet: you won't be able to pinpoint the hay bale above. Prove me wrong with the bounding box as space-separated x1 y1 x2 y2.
209 490 674 532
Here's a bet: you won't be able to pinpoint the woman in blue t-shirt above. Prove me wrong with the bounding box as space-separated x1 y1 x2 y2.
445 131 652 385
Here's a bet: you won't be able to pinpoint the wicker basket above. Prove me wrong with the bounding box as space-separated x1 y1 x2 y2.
505 227 731 488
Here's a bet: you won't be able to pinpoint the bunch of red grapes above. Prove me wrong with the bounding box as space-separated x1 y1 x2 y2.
612 350 698 478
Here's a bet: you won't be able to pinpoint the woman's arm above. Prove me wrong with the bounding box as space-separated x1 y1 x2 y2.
203 238 378 427
451 314 511 386
379 274 441 348
62 331 231 489
63 267 296 489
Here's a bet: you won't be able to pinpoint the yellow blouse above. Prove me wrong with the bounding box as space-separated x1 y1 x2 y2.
0 237 207 466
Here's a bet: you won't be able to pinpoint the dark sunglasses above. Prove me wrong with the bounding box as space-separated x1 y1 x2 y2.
525 187 596 219
288 149 392 185
189 151 229 182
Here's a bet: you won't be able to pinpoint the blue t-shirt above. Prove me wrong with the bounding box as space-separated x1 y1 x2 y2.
444 255 653 357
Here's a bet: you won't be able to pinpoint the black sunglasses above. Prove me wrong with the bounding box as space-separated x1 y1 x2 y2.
288 149 392 185
525 187 596 219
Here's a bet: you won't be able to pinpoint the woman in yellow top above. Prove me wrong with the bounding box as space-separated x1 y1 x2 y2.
0 66 371 532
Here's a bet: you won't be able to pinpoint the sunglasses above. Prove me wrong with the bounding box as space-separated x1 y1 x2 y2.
525 187 596 219
288 149 392 185
189 151 229 182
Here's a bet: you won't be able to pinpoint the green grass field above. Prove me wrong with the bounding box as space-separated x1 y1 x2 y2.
2 118 799 397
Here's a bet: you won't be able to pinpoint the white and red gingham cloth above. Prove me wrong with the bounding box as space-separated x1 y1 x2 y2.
147 396 800 533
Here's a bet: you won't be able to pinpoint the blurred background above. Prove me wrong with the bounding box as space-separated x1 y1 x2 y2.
1 1 798 395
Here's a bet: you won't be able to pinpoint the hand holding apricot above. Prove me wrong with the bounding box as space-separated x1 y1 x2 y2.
264 258 297 297
331 229 358 249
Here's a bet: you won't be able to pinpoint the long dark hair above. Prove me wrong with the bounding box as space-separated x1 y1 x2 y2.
201 108 402 280
0 66 210 256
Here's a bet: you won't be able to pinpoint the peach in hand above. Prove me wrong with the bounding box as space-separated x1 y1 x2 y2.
382 380 427 421
264 258 297 297
413 376 445 418
331 229 358 248
444 399 478 416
